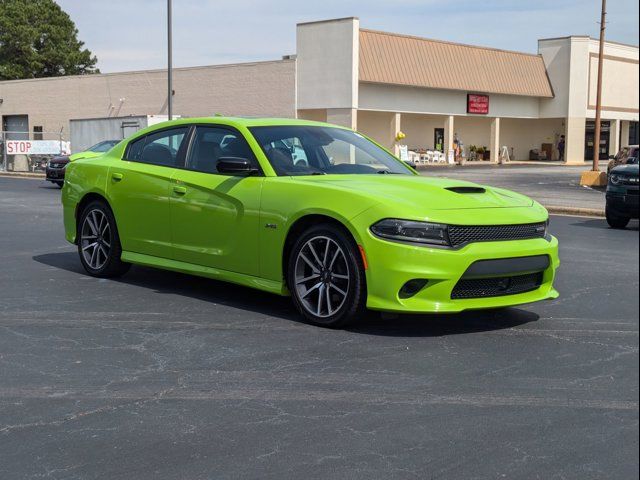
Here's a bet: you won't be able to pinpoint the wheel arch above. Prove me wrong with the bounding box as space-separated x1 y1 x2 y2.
74 191 113 244
281 213 364 288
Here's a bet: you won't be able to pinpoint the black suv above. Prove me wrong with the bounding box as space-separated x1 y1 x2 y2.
606 163 639 229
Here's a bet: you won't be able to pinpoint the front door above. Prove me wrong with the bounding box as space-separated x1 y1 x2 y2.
585 120 611 161
170 126 263 276
434 128 444 152
108 126 189 259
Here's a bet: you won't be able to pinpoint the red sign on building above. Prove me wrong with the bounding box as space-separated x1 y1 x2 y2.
467 94 489 114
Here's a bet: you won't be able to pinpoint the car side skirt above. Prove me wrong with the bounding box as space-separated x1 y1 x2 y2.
120 251 287 296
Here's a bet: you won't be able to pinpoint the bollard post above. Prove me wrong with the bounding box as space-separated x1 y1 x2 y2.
1 131 7 172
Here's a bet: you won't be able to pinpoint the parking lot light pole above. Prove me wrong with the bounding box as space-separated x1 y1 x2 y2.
592 0 606 172
167 0 173 121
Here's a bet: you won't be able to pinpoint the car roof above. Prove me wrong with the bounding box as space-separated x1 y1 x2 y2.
121 116 351 146
149 116 341 129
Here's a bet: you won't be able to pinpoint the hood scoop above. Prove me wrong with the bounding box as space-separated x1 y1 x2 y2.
445 186 486 194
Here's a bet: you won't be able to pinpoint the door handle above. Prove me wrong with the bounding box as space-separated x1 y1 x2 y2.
172 186 187 195
111 172 123 182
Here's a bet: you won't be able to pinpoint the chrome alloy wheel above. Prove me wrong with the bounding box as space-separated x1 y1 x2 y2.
294 235 350 318
80 209 111 270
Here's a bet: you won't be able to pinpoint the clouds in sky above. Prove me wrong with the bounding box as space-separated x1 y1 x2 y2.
57 0 639 72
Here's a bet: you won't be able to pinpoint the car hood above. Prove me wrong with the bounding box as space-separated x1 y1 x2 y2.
292 174 534 210
50 155 70 165
611 164 639 176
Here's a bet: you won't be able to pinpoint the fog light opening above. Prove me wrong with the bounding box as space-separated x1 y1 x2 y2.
399 279 429 299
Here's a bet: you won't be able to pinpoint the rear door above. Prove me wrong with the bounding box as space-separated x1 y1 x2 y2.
169 125 263 275
108 126 189 259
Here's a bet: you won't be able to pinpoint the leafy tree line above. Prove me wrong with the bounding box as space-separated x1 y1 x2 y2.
0 0 98 80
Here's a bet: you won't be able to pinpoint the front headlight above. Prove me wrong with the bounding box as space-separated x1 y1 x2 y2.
609 174 622 185
370 219 450 246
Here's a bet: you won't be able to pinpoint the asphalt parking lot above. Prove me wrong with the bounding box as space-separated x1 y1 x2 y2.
0 176 638 480
421 164 607 211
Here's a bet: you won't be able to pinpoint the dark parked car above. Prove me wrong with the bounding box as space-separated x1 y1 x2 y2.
606 163 639 229
46 140 120 187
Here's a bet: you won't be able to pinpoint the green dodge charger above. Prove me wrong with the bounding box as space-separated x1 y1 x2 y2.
61 117 559 327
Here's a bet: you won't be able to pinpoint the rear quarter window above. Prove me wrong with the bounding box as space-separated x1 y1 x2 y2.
125 136 146 161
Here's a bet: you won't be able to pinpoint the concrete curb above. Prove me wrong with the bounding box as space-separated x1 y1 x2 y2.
0 171 44 179
545 205 604 218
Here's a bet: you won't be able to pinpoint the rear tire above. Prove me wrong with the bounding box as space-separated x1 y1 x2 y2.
77 200 130 278
606 207 630 229
287 224 367 328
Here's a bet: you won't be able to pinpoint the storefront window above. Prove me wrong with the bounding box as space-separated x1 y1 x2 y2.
629 122 639 146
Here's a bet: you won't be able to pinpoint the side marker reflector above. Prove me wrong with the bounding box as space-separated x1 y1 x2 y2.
358 245 368 270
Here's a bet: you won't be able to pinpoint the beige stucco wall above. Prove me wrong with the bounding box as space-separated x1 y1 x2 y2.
0 59 296 138
586 43 639 122
500 118 565 160
358 83 541 118
296 17 359 110
358 110 396 149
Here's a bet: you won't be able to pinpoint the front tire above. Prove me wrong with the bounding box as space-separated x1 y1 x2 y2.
287 224 367 328
77 200 130 278
606 207 630 229
55 181 64 188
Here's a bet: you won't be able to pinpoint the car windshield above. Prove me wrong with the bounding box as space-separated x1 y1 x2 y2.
88 140 119 152
249 126 413 176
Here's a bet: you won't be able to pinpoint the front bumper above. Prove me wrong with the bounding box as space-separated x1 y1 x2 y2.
45 167 66 182
361 233 559 313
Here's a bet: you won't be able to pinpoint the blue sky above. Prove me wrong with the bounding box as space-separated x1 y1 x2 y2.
58 0 639 73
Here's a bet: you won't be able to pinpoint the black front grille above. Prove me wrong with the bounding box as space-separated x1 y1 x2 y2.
451 272 543 300
50 163 65 169
447 223 546 247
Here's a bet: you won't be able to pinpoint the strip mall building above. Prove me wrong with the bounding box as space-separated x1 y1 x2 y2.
1 17 638 164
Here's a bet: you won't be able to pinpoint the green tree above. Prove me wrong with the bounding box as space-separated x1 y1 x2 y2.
0 0 98 80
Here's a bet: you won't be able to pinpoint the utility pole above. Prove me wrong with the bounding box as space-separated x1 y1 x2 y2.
592 0 606 171
167 0 173 120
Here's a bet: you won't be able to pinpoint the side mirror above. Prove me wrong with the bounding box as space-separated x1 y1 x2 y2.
217 157 259 175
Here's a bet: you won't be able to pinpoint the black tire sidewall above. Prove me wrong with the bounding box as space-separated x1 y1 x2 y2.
606 207 630 229
287 224 366 328
77 200 128 277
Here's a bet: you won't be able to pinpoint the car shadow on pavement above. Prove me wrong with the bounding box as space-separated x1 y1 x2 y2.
37 183 63 190
33 251 538 336
349 308 539 337
570 218 639 231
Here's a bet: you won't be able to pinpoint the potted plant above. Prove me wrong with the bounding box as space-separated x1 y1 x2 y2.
469 145 477 161
476 146 485 160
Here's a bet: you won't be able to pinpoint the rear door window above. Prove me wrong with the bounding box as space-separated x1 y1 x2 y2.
125 127 189 167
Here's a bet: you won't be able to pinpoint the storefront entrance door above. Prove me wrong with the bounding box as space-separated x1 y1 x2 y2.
585 120 610 161
434 128 444 152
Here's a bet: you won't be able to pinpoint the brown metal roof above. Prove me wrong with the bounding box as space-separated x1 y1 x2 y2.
359 29 554 98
